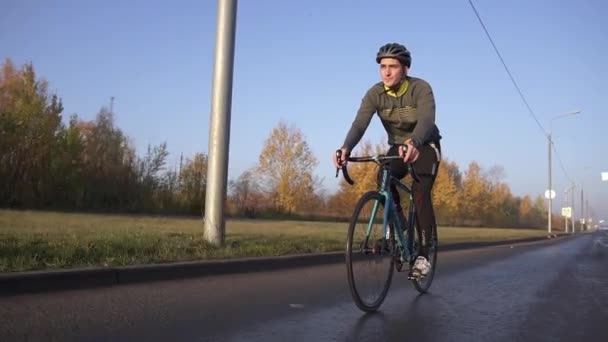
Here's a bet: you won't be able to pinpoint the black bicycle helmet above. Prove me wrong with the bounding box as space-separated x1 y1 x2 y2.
376 43 411 67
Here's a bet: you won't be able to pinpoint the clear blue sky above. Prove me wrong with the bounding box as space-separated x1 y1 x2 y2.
2 0 607 222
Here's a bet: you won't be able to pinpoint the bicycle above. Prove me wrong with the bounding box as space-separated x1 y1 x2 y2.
335 148 438 312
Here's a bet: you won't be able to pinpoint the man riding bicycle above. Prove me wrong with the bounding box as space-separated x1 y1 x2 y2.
333 42 442 277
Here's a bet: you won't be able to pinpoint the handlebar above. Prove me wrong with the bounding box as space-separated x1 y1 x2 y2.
335 147 421 185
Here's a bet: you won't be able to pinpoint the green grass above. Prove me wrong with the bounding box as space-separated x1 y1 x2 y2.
0 209 550 272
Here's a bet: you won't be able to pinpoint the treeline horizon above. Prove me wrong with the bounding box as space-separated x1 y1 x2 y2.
1 59 563 229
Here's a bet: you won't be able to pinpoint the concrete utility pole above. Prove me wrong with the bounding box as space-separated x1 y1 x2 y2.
546 110 581 234
586 199 589 231
203 0 238 246
563 187 569 233
571 183 575 233
581 188 584 232
547 132 553 233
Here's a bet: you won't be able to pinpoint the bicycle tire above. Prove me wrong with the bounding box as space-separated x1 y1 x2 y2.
346 191 395 312
411 224 438 293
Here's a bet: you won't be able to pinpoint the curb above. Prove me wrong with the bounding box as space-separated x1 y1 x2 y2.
0 234 569 296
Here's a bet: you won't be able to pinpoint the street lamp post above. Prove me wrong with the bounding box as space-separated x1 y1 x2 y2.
547 110 581 234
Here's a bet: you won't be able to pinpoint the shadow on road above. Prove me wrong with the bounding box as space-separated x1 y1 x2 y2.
344 291 439 341
591 230 608 258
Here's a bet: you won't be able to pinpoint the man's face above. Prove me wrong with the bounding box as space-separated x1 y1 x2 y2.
380 58 407 88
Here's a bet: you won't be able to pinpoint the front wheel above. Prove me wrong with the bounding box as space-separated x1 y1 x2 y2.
346 191 395 312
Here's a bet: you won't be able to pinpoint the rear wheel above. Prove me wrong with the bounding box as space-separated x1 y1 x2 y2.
346 191 395 312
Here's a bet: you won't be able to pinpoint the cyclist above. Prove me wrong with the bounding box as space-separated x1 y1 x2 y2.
333 42 442 277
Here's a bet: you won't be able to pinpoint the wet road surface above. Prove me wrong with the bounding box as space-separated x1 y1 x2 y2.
2 231 608 341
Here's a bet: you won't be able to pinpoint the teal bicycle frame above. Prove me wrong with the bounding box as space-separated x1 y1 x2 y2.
360 155 419 266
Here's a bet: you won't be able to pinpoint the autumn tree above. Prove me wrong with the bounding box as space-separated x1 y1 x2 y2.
518 195 533 225
289 174 326 216
432 158 459 225
302 185 330 216
0 59 63 207
79 108 138 209
530 195 548 228
228 167 266 217
156 166 181 213
0 59 214 214
447 161 463 190
50 114 86 207
458 162 491 225
179 153 208 214
257 121 318 214
483 166 517 227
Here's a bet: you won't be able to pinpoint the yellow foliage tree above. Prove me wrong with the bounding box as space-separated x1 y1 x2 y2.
519 195 534 226
432 158 459 225
459 162 490 225
257 121 318 214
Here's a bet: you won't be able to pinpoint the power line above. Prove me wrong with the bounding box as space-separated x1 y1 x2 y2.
551 141 572 183
467 0 547 137
468 0 576 185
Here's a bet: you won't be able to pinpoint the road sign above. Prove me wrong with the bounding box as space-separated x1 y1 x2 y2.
561 207 572 218
544 190 556 199
602 172 608 181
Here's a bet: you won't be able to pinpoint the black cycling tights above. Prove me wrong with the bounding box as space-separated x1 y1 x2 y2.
378 142 441 258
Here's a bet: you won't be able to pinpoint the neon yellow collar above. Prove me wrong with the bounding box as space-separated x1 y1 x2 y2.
384 79 409 97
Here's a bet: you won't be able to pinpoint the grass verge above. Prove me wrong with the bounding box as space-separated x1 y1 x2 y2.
0 210 550 272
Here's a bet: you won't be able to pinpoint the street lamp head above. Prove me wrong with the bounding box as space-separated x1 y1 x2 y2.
552 110 582 122
549 110 583 133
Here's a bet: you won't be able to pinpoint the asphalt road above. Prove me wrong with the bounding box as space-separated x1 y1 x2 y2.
2 232 608 341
